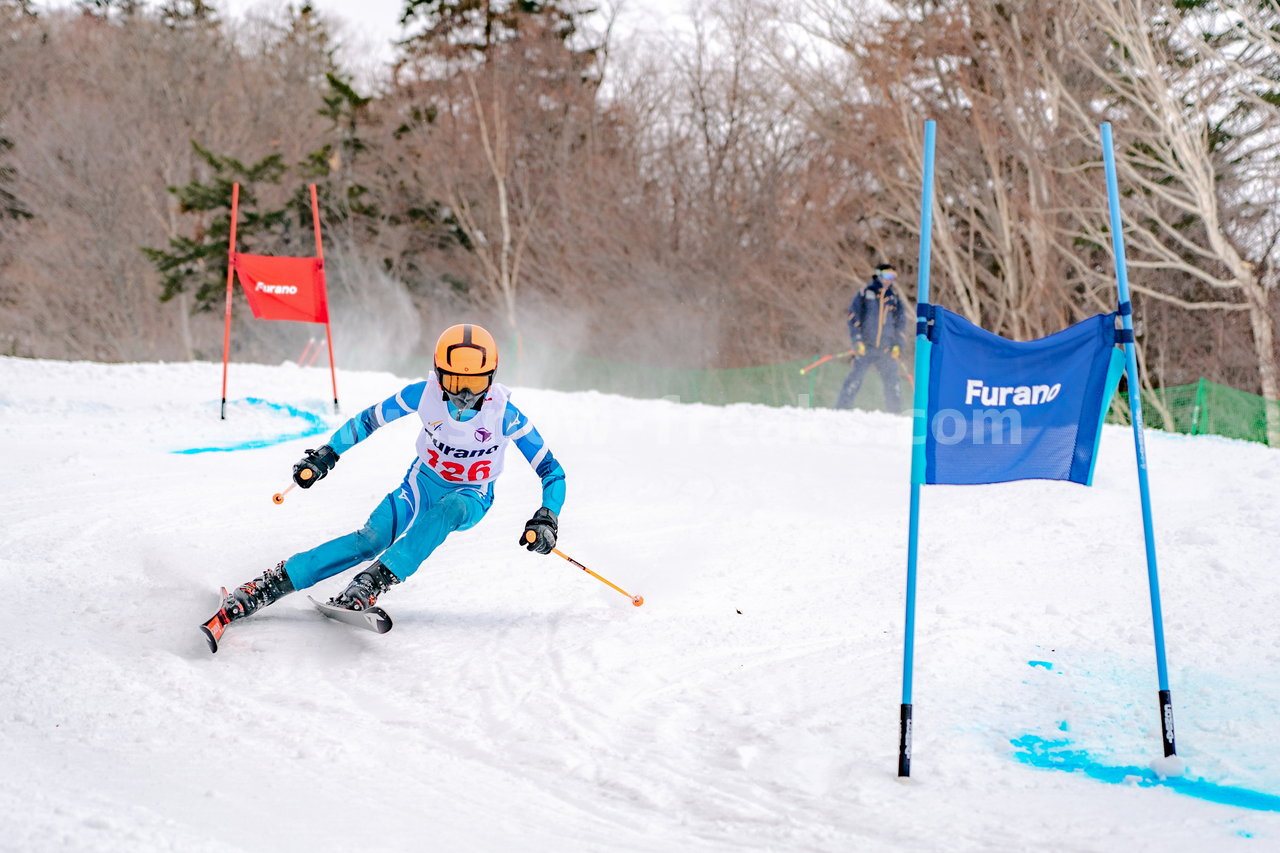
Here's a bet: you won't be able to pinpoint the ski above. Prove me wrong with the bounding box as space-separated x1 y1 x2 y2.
308 595 393 634
199 587 232 654
200 591 392 652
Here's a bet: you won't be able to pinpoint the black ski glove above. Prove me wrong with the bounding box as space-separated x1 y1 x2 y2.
519 507 558 554
293 444 339 488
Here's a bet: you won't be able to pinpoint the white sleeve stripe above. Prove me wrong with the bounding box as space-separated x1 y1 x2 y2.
510 422 534 440
530 445 549 468
394 390 409 415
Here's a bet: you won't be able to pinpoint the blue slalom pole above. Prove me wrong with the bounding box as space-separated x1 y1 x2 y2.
1100 122 1177 757
899 119 936 777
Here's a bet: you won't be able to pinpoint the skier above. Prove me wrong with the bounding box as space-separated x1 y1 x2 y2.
835 263 907 412
200 323 565 651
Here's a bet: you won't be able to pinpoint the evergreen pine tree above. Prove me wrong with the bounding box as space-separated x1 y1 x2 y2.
142 145 288 311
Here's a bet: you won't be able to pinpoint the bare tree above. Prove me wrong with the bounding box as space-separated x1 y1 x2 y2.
1046 0 1280 443
755 0 1119 341
751 0 1279 434
0 8 336 362
376 1 611 364
448 68 544 336
595 0 872 366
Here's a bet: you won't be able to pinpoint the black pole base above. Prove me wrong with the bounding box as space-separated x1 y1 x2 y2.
220 397 227 420
1159 689 1176 757
898 703 913 777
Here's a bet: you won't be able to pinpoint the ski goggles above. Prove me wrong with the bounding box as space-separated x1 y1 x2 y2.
880 269 897 282
438 369 493 396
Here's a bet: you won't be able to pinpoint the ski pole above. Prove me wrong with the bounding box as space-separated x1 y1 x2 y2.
800 349 855 375
525 531 644 606
272 468 312 504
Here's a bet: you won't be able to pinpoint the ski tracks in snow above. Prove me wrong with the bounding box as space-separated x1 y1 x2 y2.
8 359 1280 851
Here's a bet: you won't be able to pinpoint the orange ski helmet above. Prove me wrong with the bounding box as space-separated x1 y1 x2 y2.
434 323 498 412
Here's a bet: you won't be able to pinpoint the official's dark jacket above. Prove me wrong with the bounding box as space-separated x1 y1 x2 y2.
847 277 907 352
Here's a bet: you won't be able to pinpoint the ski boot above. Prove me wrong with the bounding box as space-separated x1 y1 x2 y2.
328 561 400 611
199 561 295 653
225 561 296 620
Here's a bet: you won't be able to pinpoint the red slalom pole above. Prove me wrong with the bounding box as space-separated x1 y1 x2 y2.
897 356 915 394
311 184 340 414
297 338 316 366
219 183 240 420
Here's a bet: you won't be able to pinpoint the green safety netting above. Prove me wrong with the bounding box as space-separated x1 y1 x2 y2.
501 344 1276 446
1108 378 1278 447
504 346 894 411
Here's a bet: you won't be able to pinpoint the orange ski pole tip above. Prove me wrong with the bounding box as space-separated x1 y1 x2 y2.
272 493 285 504
632 595 644 607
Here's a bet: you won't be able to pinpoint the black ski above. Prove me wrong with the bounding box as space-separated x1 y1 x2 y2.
308 595 393 634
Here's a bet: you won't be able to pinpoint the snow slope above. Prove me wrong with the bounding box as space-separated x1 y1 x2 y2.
2 356 1279 852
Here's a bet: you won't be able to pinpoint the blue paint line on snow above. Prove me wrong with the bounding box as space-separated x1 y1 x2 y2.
1012 735 1280 813
173 398 329 455
1028 660 1053 669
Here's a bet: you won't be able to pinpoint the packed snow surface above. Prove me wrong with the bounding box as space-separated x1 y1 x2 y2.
3 357 1280 852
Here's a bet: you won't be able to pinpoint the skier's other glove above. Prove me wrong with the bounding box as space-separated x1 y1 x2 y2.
891 345 901 358
857 341 867 356
520 507 558 554
293 444 339 488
